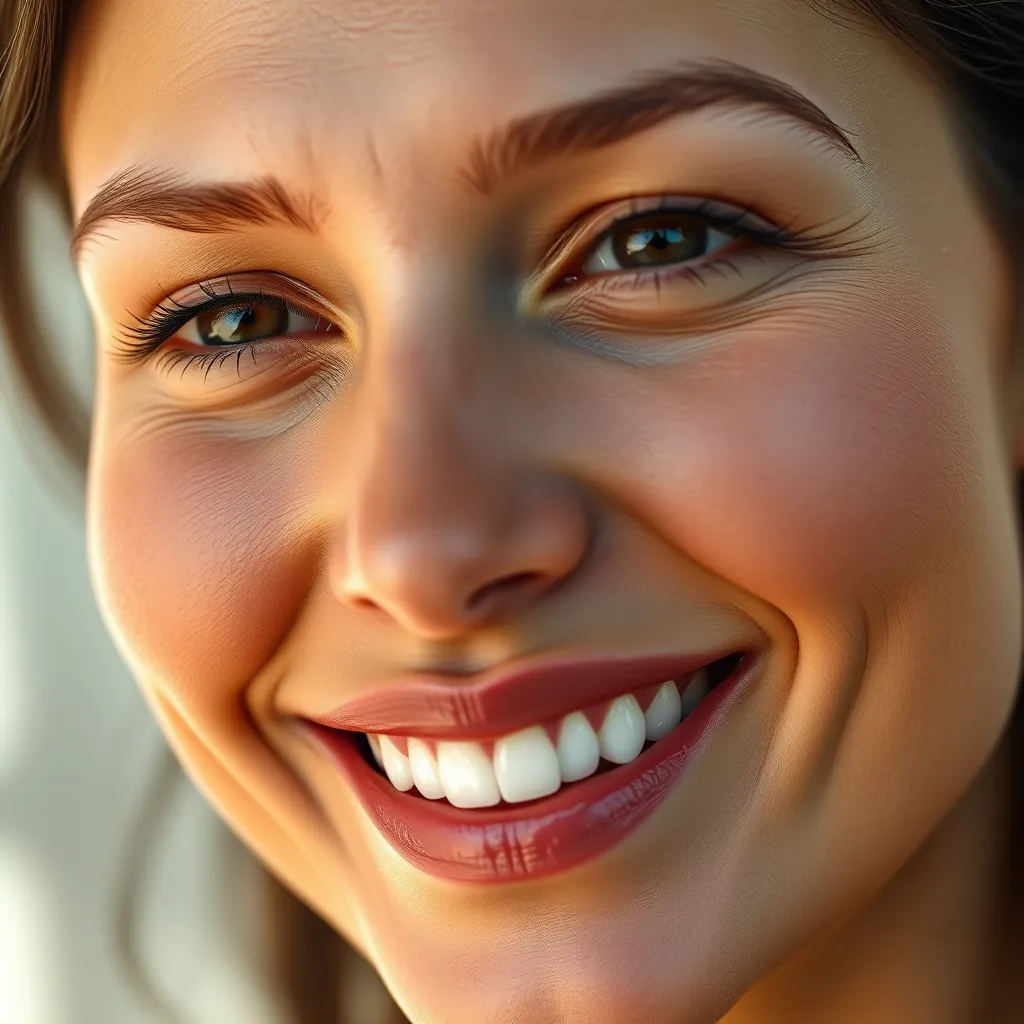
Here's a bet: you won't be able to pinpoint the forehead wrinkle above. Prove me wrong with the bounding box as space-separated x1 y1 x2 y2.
178 0 461 83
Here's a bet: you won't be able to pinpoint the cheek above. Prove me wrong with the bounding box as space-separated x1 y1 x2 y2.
617 299 983 606
88 429 315 704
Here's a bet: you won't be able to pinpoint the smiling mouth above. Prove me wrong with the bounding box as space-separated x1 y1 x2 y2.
347 652 742 808
302 649 758 882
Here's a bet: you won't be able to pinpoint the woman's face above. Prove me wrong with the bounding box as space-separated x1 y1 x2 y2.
62 0 1023 1020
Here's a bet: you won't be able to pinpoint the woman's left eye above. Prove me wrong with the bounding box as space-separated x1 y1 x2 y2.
579 212 736 277
177 300 325 346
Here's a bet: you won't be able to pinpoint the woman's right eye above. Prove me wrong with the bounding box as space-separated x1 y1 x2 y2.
176 299 331 347
110 285 350 396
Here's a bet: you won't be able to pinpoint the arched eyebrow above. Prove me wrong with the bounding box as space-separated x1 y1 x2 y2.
458 59 861 194
70 59 860 262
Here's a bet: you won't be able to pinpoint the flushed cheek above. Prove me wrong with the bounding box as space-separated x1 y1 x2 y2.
616 303 981 606
88 427 317 706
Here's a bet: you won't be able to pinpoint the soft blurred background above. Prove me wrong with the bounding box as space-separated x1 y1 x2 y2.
0 182 290 1023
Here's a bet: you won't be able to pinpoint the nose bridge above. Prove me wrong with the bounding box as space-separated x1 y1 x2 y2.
358 325 493 533
328 300 590 639
355 278 492 508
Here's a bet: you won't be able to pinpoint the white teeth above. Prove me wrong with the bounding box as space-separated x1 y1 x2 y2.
644 680 682 741
379 736 414 791
371 671 714 801
436 741 501 808
407 738 446 800
556 712 601 782
679 668 710 716
493 726 562 804
367 733 386 770
598 694 646 764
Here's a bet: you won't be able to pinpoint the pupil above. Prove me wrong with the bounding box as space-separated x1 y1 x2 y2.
612 217 708 268
198 302 288 345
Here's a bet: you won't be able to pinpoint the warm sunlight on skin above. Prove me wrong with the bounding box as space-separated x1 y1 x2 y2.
60 0 1022 1021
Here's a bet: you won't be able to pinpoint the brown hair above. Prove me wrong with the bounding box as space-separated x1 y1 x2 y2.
0 1 1021 1021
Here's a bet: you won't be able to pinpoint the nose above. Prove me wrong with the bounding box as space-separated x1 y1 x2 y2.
327 343 592 641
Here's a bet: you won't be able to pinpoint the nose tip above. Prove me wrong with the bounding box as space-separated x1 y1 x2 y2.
331 479 590 640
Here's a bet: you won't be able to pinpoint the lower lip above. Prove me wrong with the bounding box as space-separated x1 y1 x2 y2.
303 654 759 884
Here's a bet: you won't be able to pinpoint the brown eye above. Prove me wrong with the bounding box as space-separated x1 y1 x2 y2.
581 214 735 276
194 301 290 345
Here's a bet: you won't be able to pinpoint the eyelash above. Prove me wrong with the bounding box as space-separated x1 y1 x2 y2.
110 198 850 370
111 280 322 368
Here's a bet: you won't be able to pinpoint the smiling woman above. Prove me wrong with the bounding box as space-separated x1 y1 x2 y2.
2 1 1024 1023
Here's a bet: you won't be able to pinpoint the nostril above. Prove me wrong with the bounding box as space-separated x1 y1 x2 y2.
466 571 546 615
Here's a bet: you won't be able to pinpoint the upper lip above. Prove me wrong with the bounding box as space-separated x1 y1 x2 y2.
302 647 749 740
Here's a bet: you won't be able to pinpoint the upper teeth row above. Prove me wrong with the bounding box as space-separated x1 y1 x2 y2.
366 669 709 808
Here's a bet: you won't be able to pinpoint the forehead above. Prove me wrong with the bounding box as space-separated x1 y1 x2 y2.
60 0 917 210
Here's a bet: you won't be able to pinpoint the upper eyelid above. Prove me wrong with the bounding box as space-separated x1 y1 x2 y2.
174 276 317 311
541 196 779 262
588 205 767 252
132 275 337 330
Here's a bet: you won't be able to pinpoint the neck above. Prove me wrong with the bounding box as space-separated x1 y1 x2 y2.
724 735 1015 1024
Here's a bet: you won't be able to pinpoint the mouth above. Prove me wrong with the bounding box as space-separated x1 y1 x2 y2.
300 649 761 883
358 652 741 803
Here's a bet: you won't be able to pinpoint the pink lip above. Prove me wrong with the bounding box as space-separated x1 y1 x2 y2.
298 651 760 883
306 648 743 740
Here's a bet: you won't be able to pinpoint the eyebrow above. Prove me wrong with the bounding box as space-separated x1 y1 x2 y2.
459 59 861 194
70 59 860 260
70 169 324 261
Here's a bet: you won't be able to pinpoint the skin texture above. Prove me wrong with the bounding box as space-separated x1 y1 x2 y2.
60 0 1023 1021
